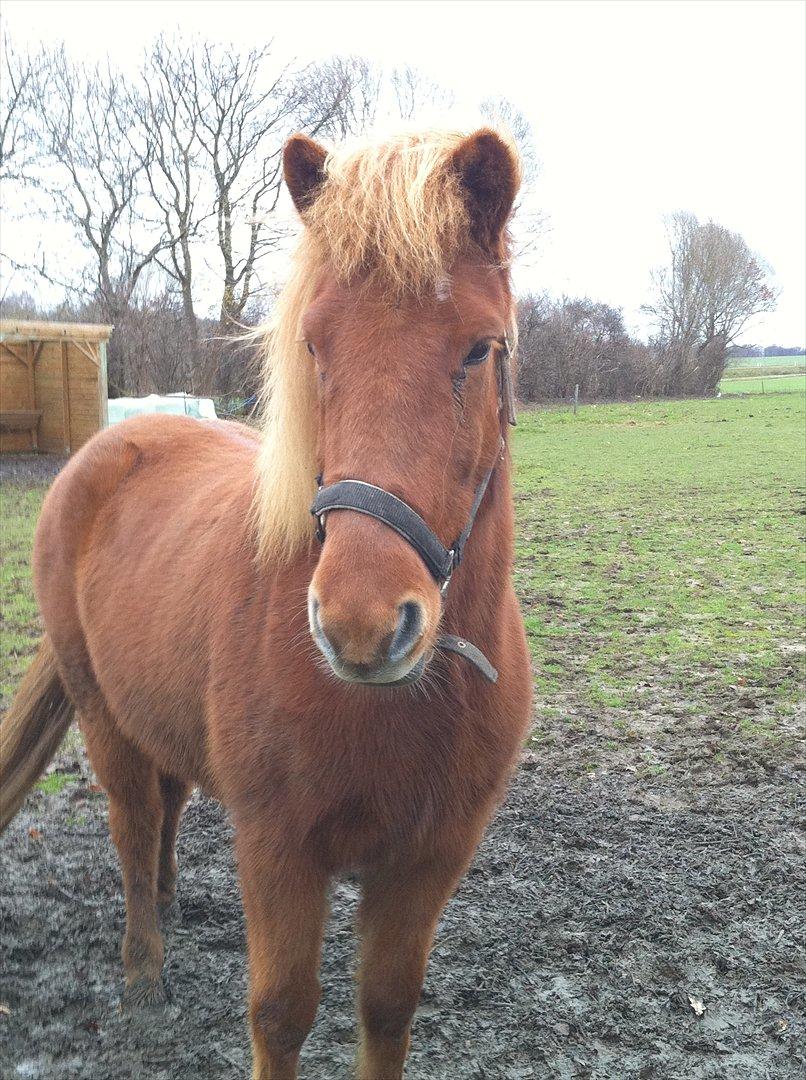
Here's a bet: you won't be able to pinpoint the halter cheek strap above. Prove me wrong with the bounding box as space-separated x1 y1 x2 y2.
499 334 518 429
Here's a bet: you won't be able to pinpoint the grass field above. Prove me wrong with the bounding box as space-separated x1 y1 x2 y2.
726 353 805 378
2 393 804 775
512 392 805 775
720 372 806 394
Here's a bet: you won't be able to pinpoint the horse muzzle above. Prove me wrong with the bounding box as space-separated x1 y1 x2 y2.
308 594 429 686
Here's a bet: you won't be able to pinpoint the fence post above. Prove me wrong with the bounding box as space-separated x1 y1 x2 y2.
574 384 579 415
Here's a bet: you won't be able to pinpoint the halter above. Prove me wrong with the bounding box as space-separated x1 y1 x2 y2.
310 342 517 684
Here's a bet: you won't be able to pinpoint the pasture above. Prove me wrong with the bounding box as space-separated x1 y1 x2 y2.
726 353 806 378
1 393 805 1079
720 373 806 395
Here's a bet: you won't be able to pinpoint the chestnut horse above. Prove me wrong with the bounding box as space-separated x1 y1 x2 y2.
1 128 532 1079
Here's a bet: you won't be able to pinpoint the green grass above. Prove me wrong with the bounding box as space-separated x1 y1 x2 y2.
1 484 48 704
513 394 805 758
726 353 805 377
719 373 806 395
35 771 79 795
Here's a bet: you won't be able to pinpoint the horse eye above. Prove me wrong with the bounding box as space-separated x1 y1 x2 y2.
463 341 491 366
306 342 316 357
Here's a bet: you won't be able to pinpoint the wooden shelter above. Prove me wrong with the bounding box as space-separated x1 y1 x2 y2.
0 321 112 454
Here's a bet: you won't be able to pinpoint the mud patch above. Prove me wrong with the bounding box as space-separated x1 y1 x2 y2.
1 751 803 1079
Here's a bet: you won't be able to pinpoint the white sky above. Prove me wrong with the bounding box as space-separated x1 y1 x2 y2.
3 0 805 344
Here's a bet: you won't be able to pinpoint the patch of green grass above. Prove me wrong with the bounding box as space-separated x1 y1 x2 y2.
726 353 805 376
35 771 79 795
738 714 781 738
719 374 806 395
513 394 806 751
1 484 47 705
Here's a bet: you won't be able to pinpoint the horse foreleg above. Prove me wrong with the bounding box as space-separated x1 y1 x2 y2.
82 718 167 1008
235 819 329 1080
356 851 472 1080
156 772 192 920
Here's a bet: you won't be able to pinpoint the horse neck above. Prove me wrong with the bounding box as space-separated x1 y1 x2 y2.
443 453 515 642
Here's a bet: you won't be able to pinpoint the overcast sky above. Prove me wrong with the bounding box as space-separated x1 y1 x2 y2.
3 0 805 344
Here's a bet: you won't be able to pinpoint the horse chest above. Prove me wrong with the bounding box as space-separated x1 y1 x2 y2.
294 714 485 865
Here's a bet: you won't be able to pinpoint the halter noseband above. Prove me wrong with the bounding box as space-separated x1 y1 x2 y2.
311 465 494 592
309 344 517 684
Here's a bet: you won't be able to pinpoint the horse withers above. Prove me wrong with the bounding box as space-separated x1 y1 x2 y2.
1 128 533 1079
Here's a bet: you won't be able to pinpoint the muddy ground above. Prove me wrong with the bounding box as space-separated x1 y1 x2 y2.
1 738 803 1080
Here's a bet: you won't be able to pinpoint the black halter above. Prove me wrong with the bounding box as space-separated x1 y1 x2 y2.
311 466 494 590
310 343 517 684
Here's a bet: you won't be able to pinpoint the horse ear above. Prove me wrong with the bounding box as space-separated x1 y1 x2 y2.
450 129 520 253
284 135 328 215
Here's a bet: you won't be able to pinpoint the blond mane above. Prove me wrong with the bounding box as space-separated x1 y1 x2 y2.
254 129 518 562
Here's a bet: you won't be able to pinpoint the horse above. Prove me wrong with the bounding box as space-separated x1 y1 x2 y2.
0 127 533 1079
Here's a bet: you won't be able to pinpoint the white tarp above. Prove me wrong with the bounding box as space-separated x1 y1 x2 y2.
107 393 218 426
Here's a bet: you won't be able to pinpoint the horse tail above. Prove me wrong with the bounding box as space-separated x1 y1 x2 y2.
0 636 75 832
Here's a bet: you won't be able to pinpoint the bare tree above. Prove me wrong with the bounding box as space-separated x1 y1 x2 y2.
112 290 204 394
695 221 777 344
293 54 381 138
124 39 381 393
0 39 45 182
32 48 172 323
389 64 453 120
1 40 48 303
193 44 360 334
645 212 777 389
294 58 452 136
136 38 207 359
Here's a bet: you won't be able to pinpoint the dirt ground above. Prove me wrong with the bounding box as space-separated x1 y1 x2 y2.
1 736 803 1080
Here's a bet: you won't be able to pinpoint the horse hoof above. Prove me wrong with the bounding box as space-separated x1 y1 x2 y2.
121 976 168 1011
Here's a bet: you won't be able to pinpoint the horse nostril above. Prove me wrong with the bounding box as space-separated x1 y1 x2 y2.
388 601 424 664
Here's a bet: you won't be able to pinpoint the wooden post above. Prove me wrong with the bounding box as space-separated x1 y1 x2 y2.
98 341 109 428
26 340 38 450
61 340 72 453
574 384 579 415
